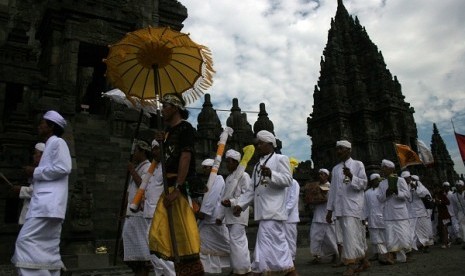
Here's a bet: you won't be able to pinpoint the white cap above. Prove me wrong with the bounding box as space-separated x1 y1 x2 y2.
151 139 159 148
411 175 419 181
256 130 277 148
43 110 67 128
319 168 330 176
381 159 395 169
225 149 241 162
336 140 351 149
400 171 411 178
34 142 45 152
370 173 380 181
201 158 214 167
443 181 450 187
455 180 464 186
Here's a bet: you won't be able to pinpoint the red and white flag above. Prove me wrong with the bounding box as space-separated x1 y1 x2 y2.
454 132 465 165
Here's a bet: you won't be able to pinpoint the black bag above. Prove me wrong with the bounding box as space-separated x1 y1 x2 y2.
421 194 434 209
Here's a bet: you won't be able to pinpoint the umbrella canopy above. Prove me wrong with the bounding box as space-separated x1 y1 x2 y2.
103 26 214 104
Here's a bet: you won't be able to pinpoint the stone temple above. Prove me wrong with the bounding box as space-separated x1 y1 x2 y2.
0 0 460 266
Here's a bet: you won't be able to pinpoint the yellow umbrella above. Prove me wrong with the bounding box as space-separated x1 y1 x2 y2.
104 26 214 265
104 26 214 104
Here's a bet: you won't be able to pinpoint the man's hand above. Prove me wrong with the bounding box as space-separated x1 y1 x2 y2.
163 188 180 207
326 210 333 224
221 199 231 207
233 205 243 217
342 167 353 180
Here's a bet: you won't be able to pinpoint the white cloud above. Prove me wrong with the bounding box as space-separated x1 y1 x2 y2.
181 0 465 175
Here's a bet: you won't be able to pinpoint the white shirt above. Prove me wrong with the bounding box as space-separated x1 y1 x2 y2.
143 165 163 218
286 179 300 223
364 187 385 228
447 191 456 217
451 190 465 219
28 135 72 219
377 176 410 221
219 169 252 226
18 183 33 225
200 175 225 224
326 158 367 219
407 181 430 218
240 152 293 221
311 182 332 223
126 160 151 216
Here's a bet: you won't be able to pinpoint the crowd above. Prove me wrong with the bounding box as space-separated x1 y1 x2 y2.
7 94 465 276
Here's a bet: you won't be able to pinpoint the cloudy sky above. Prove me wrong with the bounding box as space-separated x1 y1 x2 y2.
179 0 465 175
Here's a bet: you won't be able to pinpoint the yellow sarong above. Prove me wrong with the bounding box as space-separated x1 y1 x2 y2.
149 188 200 261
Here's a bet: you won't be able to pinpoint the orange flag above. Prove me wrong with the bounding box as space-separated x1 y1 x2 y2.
395 143 422 169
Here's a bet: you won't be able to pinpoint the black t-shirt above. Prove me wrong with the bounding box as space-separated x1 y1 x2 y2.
164 120 196 179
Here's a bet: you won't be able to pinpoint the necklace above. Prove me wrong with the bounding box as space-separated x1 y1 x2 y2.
253 152 274 189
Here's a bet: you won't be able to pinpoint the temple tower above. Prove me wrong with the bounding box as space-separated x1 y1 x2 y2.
307 0 417 172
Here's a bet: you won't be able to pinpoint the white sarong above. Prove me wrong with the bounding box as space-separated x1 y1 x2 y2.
199 222 230 273
385 219 411 252
122 216 152 261
337 216 366 264
227 224 251 274
309 222 338 257
284 222 298 260
252 220 294 274
414 216 434 247
368 228 387 254
12 217 64 271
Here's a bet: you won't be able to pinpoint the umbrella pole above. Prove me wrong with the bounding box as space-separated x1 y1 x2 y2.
112 102 146 265
154 65 180 263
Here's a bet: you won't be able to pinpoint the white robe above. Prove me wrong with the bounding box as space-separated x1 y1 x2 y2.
326 158 367 264
18 183 33 225
407 183 433 248
123 160 152 261
199 175 230 273
377 176 411 253
12 135 72 273
241 152 294 273
218 168 252 274
364 187 387 254
285 179 300 260
451 190 465 241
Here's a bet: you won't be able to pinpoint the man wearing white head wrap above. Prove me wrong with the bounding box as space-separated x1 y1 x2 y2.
405 172 434 254
234 131 296 275
443 181 460 243
256 130 277 148
309 168 338 264
217 149 253 275
364 173 388 263
326 140 369 274
11 143 46 225
12 112 72 276
198 159 230 273
449 179 465 249
377 159 411 264
122 140 153 275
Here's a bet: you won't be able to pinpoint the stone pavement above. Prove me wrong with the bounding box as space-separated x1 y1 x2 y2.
1 243 463 275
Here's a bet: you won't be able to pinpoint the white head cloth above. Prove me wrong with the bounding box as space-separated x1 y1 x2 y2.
381 159 395 169
336 140 351 149
443 181 450 187
35 143 45 152
256 130 277 148
201 158 214 167
225 149 241 162
411 175 419 181
456 180 464 186
319 168 329 176
370 173 381 181
43 110 67 128
400 171 411 178
151 139 159 148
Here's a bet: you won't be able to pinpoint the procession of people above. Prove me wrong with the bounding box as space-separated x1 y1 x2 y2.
7 104 465 276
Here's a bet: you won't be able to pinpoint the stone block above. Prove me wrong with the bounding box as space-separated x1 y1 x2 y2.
76 253 110 269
